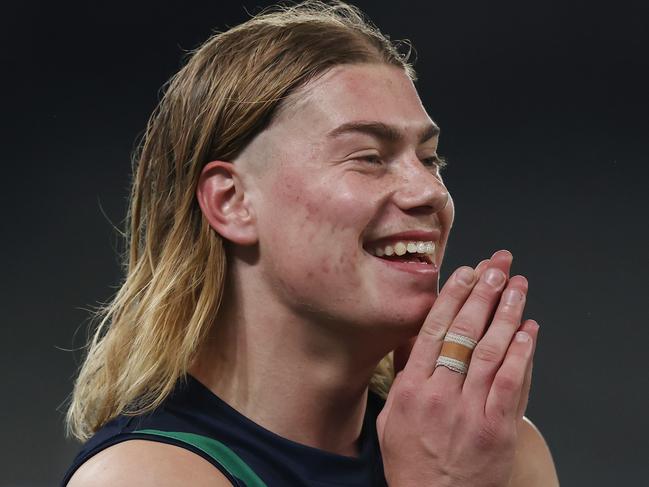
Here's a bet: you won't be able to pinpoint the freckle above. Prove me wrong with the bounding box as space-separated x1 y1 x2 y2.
321 264 329 274
307 271 314 278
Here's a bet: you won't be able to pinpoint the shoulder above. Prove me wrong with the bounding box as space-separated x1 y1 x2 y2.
509 416 560 487
66 439 234 487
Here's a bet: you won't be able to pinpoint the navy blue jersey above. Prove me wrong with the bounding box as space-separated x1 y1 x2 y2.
62 375 388 486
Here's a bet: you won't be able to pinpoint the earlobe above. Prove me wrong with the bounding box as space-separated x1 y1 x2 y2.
196 161 258 245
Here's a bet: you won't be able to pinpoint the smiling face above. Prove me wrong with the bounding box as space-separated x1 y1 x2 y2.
236 63 454 335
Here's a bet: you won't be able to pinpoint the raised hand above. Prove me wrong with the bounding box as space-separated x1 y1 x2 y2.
378 250 539 487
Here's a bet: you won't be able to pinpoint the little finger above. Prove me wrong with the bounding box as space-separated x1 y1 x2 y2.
516 320 539 419
484 329 534 422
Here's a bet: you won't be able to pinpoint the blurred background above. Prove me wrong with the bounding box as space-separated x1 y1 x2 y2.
3 1 648 485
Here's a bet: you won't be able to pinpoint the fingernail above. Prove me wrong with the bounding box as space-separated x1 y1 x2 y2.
485 268 505 287
530 321 540 334
457 267 475 285
491 249 512 259
504 289 523 305
515 331 530 343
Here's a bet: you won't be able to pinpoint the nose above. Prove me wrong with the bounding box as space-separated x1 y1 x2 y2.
391 157 450 214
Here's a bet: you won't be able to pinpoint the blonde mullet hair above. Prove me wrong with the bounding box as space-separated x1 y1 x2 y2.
66 0 416 441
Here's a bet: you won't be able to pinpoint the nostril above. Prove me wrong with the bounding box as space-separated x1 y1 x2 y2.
406 206 436 216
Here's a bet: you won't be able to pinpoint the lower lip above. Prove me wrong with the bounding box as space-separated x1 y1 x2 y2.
367 253 439 276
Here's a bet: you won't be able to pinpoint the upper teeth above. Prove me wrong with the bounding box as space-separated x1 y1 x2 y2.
372 241 435 257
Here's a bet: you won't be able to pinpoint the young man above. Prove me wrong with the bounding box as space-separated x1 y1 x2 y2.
64 2 558 485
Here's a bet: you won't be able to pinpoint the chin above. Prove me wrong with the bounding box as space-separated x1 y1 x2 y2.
369 293 437 332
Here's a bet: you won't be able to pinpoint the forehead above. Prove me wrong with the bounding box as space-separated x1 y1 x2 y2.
273 63 436 140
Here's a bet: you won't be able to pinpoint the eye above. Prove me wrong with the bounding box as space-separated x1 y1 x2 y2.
358 154 383 165
421 154 448 170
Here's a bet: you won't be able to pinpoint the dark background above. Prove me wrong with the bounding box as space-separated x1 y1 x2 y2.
3 1 648 485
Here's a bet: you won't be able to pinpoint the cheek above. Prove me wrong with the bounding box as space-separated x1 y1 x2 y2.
429 191 454 262
261 172 367 295
441 193 455 232
269 170 369 241
259 175 357 264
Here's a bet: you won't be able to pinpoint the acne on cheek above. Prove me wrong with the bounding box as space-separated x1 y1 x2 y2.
274 166 366 220
268 172 363 283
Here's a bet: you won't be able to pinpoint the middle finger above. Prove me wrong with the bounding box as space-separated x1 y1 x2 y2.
463 275 529 402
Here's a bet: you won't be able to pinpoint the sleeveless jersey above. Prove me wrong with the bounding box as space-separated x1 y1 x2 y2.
61 375 388 486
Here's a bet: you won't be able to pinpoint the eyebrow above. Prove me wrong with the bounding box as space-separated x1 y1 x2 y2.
327 121 440 145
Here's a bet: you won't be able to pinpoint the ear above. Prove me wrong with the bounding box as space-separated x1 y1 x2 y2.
196 161 258 245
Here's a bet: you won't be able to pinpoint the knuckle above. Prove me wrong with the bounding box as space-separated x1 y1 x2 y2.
420 316 448 339
448 320 476 339
423 390 448 412
445 283 472 301
474 421 501 450
473 341 503 364
494 371 520 394
494 304 522 323
395 379 419 406
475 418 514 451
470 286 497 305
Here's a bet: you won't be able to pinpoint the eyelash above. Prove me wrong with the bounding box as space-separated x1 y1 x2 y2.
360 154 447 170
422 155 447 169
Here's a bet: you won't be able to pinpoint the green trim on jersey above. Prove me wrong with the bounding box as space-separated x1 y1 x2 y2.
134 429 268 487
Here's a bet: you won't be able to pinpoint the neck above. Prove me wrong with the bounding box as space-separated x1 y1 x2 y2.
189 280 393 457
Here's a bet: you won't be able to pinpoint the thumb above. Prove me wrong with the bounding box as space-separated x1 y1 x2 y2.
393 336 417 374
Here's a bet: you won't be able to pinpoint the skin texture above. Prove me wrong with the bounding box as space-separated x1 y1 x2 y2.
189 64 454 458
66 441 233 487
380 250 559 486
67 63 559 486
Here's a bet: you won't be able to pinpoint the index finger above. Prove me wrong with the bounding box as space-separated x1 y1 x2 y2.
395 255 494 374
400 265 478 381
401 250 513 381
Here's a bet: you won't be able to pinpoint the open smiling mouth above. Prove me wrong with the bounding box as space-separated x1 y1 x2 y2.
365 240 435 265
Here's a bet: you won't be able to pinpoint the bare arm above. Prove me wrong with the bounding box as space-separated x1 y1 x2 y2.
66 440 234 487
510 417 560 487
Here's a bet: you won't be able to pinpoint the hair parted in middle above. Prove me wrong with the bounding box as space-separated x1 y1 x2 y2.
66 0 417 441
